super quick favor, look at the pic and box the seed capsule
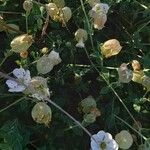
[59,7,72,25]
[10,34,33,53]
[75,29,88,48]
[31,102,52,126]
[115,130,133,149]
[46,3,59,21]
[100,39,122,58]
[132,60,141,71]
[23,0,33,12]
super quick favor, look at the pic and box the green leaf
[0,120,23,150]
[0,143,12,150]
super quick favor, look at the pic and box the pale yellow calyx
[10,34,33,53]
[100,39,122,58]
[115,130,133,149]
[46,3,59,21]
[41,47,49,54]
[132,70,144,84]
[93,13,107,30]
[60,6,72,25]
[31,102,52,126]
[23,0,33,12]
[75,29,88,48]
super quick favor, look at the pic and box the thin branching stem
[45,98,99,143]
[115,115,147,141]
[0,96,26,113]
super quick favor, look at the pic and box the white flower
[91,130,118,150]
[6,68,31,92]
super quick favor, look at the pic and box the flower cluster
[117,60,150,90]
[46,0,72,26]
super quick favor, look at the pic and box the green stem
[79,0,94,50]
[25,12,29,34]
[115,115,147,141]
[0,97,25,113]
[45,98,98,143]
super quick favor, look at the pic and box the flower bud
[10,34,33,53]
[20,50,28,58]
[41,47,49,54]
[31,102,52,126]
[132,60,141,71]
[115,130,133,150]
[83,113,96,123]
[23,0,33,12]
[100,39,122,58]
[79,96,97,114]
[75,29,88,48]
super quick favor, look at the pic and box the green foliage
[0,0,150,149]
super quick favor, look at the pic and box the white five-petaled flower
[6,68,31,92]
[91,130,118,150]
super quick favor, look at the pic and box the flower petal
[6,80,18,88]
[24,70,31,85]
[91,136,100,150]
[13,68,26,79]
[97,130,106,141]
[106,139,118,150]
[9,85,26,92]
[104,132,113,142]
